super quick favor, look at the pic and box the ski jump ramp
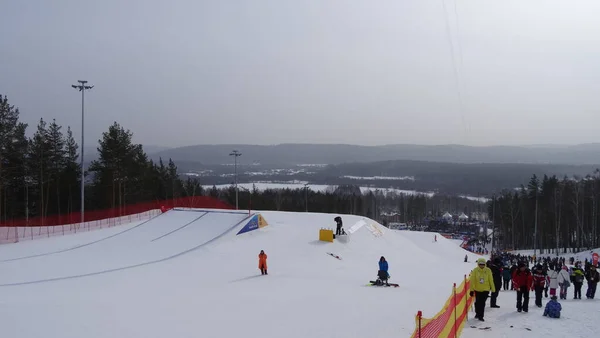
[0,208,265,286]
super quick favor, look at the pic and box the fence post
[453,283,457,338]
[464,274,469,319]
[417,310,422,338]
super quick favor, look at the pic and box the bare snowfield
[0,208,595,337]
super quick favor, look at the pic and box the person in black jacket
[334,216,344,235]
[585,265,599,299]
[488,258,502,308]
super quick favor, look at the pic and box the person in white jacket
[557,265,571,300]
[547,265,560,297]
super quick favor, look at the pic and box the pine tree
[62,126,80,214]
[46,119,66,216]
[88,122,162,210]
[89,122,143,209]
[0,95,28,221]
[28,118,52,220]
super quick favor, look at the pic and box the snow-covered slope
[0,209,481,337]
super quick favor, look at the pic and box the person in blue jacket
[377,256,389,284]
[543,296,562,318]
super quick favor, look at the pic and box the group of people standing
[469,254,600,321]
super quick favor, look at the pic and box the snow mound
[0,209,478,338]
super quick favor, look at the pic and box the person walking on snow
[571,263,585,299]
[547,265,559,298]
[585,265,599,299]
[557,265,571,300]
[469,258,495,322]
[258,250,268,275]
[487,258,502,308]
[532,264,546,308]
[502,264,512,290]
[512,262,533,313]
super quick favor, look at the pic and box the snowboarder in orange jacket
[259,250,268,275]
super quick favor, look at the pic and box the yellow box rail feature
[319,228,334,242]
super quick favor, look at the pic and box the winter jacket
[543,299,562,319]
[489,264,502,289]
[585,270,600,285]
[258,253,267,269]
[502,267,512,280]
[379,260,388,272]
[571,268,585,283]
[512,269,533,290]
[470,266,496,293]
[533,272,546,289]
[557,269,570,287]
[547,270,559,289]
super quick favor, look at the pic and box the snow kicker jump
[0,209,264,286]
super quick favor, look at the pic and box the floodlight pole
[304,183,309,212]
[229,150,242,209]
[72,80,93,229]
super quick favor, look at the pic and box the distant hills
[148,143,600,166]
[320,160,599,196]
[83,145,170,162]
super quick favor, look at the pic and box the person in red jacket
[512,262,533,313]
[258,250,268,275]
[532,264,546,307]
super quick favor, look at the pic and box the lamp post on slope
[304,183,309,212]
[71,80,93,228]
[229,150,242,209]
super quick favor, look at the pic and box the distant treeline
[177,159,599,197]
[489,173,600,254]
[206,184,485,223]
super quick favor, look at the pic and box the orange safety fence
[0,196,233,244]
[411,274,474,338]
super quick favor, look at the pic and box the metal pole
[491,195,495,253]
[235,155,238,209]
[534,189,538,257]
[229,150,241,210]
[72,80,93,229]
[81,85,85,229]
[304,183,309,212]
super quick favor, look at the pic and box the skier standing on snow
[469,258,495,322]
[557,265,571,300]
[512,262,533,313]
[258,250,268,275]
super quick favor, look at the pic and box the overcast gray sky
[2,0,600,148]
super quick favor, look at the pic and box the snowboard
[327,252,342,260]
[368,281,399,287]
[469,326,491,330]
